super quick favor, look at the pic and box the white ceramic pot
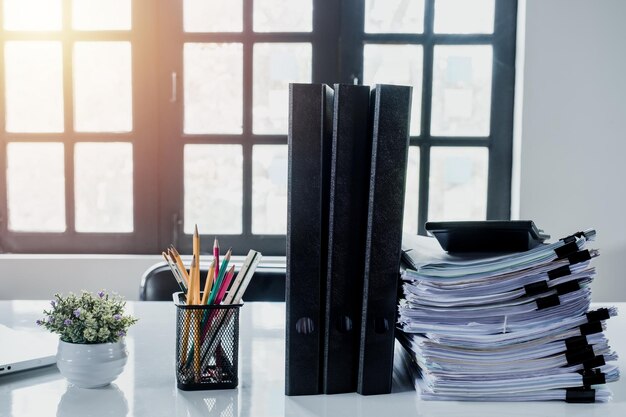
[56,339,128,389]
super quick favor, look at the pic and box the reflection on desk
[1,301,625,417]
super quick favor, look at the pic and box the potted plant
[37,290,138,389]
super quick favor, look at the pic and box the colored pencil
[215,265,236,305]
[200,260,216,305]
[213,238,220,282]
[208,248,231,305]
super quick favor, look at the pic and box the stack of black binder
[397,229,620,403]
[285,83,412,396]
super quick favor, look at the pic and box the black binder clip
[566,345,595,366]
[568,250,591,265]
[586,308,611,322]
[561,231,587,244]
[579,321,603,336]
[564,335,588,351]
[524,281,549,296]
[580,369,606,387]
[536,294,559,310]
[566,387,596,403]
[555,241,579,259]
[547,265,571,280]
[583,355,606,370]
[555,280,581,296]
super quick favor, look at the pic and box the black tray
[425,220,550,253]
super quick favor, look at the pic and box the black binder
[357,84,412,395]
[285,83,334,396]
[322,84,372,394]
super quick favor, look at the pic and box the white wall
[517,0,626,301]
[0,255,162,301]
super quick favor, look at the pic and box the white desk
[1,301,625,417]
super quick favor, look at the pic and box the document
[397,230,619,403]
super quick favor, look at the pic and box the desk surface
[1,301,625,417]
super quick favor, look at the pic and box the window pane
[72,0,132,31]
[184,145,242,234]
[253,43,312,134]
[254,0,312,32]
[252,145,287,234]
[431,45,492,137]
[363,44,423,136]
[6,143,65,232]
[428,147,488,221]
[75,143,133,233]
[403,147,420,234]
[3,0,61,31]
[184,0,242,32]
[74,42,133,132]
[184,43,243,134]
[434,0,495,34]
[364,0,425,34]
[4,42,64,133]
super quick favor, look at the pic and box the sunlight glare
[3,0,62,31]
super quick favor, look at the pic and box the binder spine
[285,83,334,395]
[323,84,372,394]
[358,84,412,395]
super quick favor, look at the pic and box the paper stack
[397,230,619,403]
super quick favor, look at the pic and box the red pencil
[215,265,235,305]
[213,237,220,283]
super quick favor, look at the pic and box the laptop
[0,324,57,376]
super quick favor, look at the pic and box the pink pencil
[214,265,235,305]
[213,238,220,283]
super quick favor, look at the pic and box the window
[158,0,334,255]
[356,0,517,235]
[0,0,159,253]
[0,0,516,254]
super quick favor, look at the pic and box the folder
[322,84,372,394]
[285,83,334,396]
[357,84,412,395]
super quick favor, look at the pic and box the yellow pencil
[201,260,216,305]
[193,308,201,381]
[190,251,201,380]
[195,258,201,305]
[179,309,190,368]
[180,256,194,368]
[187,255,196,304]
[193,224,200,259]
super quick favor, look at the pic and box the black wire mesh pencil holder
[173,292,242,390]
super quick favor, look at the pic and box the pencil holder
[173,292,242,390]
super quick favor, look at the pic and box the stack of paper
[397,230,619,403]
